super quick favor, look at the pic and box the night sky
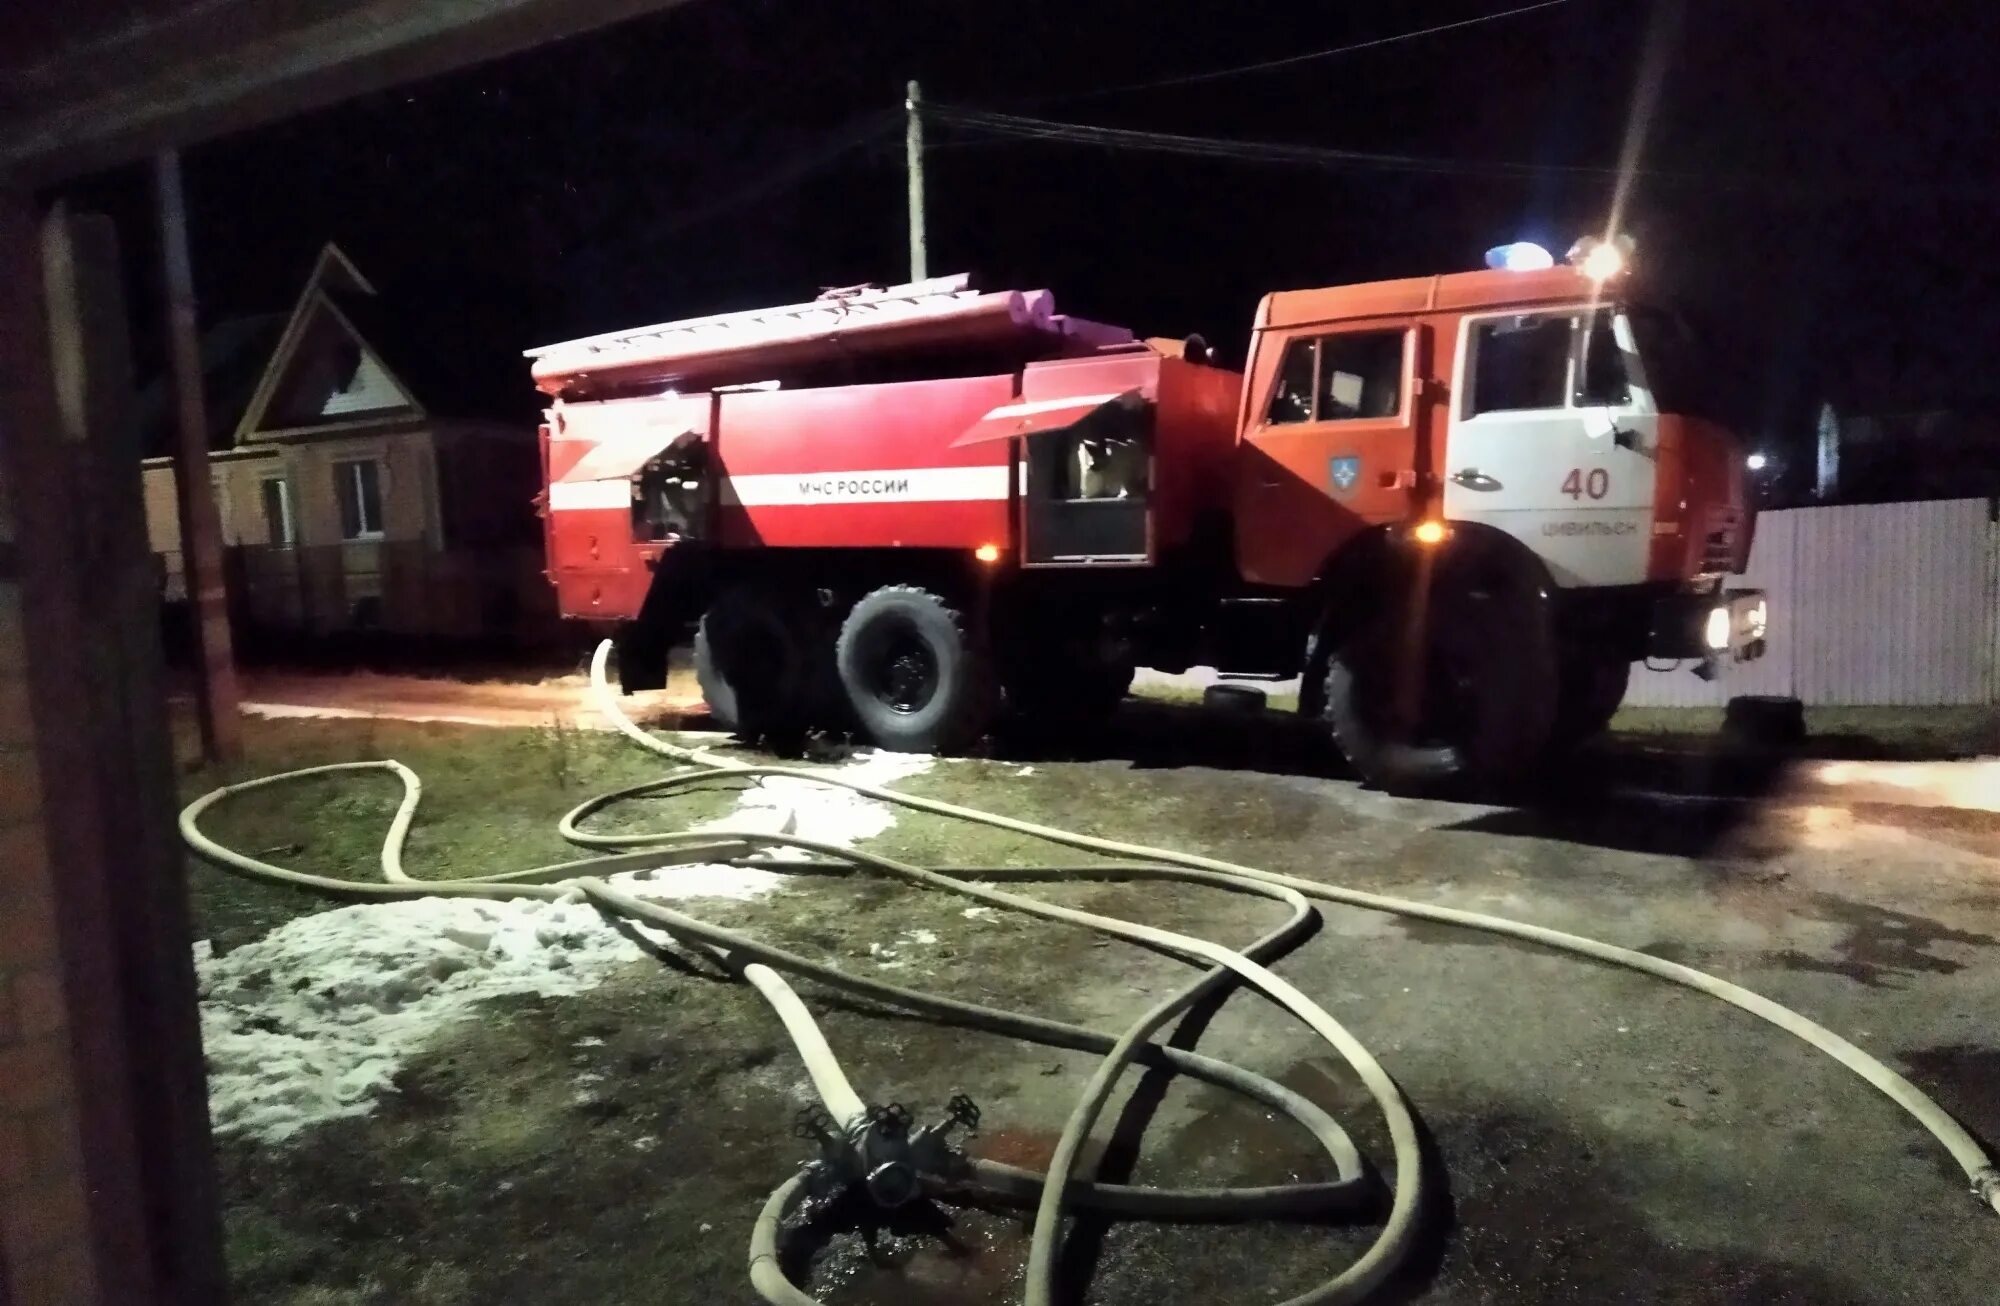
[73,0,2000,469]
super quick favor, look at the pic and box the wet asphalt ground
[800,709,2000,1304]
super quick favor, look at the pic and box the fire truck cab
[529,253,1764,794]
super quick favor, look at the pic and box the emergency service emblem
[1329,456,1361,495]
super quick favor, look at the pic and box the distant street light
[1746,452,1769,471]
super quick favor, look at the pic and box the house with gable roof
[140,243,550,640]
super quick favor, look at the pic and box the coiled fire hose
[177,641,2000,1306]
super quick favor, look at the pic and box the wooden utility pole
[153,149,242,760]
[905,79,928,282]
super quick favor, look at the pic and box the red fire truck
[529,249,1766,792]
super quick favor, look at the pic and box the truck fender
[1297,523,1557,720]
[617,548,717,692]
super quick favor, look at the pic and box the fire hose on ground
[177,641,2000,1305]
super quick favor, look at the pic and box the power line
[646,113,896,239]
[566,114,897,268]
[1034,0,1578,102]
[931,103,1757,189]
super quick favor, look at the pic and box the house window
[209,471,235,544]
[1266,330,1407,424]
[1468,313,1575,415]
[334,459,384,540]
[260,477,296,547]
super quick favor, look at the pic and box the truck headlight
[1747,599,1768,640]
[1704,605,1732,651]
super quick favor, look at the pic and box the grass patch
[868,755,1365,887]
[180,715,745,952]
[1610,704,2000,759]
[208,859,1166,1305]
[193,728,1363,1304]
[214,980,796,1306]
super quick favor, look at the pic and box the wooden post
[153,149,242,760]
[0,190,227,1306]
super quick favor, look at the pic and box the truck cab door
[1441,307,1658,587]
[1234,321,1429,587]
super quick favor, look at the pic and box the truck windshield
[1626,304,1717,421]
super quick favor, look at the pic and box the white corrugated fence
[1624,498,2000,707]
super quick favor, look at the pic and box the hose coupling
[795,1095,981,1212]
[1973,1166,2000,1214]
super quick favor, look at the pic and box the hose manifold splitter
[1973,1165,2000,1213]
[794,1094,980,1210]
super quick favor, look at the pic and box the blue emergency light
[1484,242,1555,272]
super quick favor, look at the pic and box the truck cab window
[1469,314,1571,415]
[1576,310,1630,407]
[1316,330,1405,420]
[1074,435,1145,500]
[1266,339,1315,425]
[636,443,708,542]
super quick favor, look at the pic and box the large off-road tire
[694,587,816,740]
[1723,694,1806,748]
[1204,683,1268,713]
[1321,560,1556,797]
[835,585,995,753]
[1549,652,1631,749]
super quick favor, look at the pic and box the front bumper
[1648,588,1768,669]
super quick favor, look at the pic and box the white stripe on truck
[548,479,633,510]
[981,392,1123,420]
[720,465,1009,507]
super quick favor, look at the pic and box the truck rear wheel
[694,588,816,741]
[835,585,994,753]
[1321,565,1556,796]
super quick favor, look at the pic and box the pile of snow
[865,927,941,971]
[198,749,931,1143]
[699,749,934,852]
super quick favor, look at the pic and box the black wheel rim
[865,625,940,715]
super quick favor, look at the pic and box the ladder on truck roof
[525,274,1137,398]
[525,274,1012,361]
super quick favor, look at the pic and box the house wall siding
[140,454,281,598]
[282,426,438,546]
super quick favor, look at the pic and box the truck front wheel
[1321,566,1556,796]
[1550,652,1630,749]
[835,585,994,753]
[612,623,668,694]
[694,587,816,741]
